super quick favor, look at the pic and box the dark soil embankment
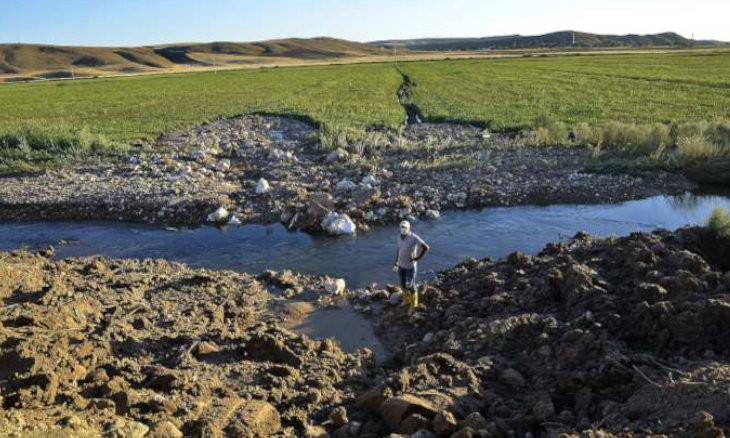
[354,226,730,437]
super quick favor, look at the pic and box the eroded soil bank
[0,115,694,233]
[1,224,729,437]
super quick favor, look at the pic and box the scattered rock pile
[0,115,694,234]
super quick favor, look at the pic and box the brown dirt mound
[363,227,730,437]
[0,251,376,437]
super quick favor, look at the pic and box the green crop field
[0,63,404,142]
[403,51,730,131]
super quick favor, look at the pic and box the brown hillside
[0,37,388,81]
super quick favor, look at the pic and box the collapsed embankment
[0,115,695,233]
[1,224,729,437]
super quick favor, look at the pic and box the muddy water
[2,191,730,353]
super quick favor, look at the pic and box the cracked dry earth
[0,115,694,232]
[1,225,730,437]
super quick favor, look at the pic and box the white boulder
[321,212,357,236]
[324,278,346,295]
[228,215,242,226]
[256,178,271,194]
[207,207,228,223]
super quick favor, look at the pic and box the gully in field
[393,220,430,307]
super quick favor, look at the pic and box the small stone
[459,412,487,431]
[362,175,379,186]
[336,179,357,191]
[326,148,349,163]
[389,291,403,305]
[207,206,229,223]
[105,418,149,438]
[256,178,271,194]
[215,159,231,171]
[305,425,330,438]
[399,413,430,434]
[432,411,458,436]
[329,406,349,428]
[500,368,526,388]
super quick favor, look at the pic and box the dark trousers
[398,267,417,291]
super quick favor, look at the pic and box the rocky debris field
[0,115,694,234]
[1,224,729,437]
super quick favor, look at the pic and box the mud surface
[0,115,695,233]
[1,225,729,437]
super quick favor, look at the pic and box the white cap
[399,220,411,232]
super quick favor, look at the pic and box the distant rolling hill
[371,31,728,51]
[0,37,388,81]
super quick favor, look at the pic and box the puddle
[282,301,388,362]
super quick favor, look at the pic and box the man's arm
[394,249,400,267]
[413,242,430,262]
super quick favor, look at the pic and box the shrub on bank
[708,208,730,239]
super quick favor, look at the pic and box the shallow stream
[2,190,730,355]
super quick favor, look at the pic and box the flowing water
[2,191,730,355]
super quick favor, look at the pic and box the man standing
[393,220,430,307]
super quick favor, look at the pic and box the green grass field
[1,50,730,174]
[0,63,403,141]
[403,52,730,131]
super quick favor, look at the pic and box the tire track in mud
[396,69,424,126]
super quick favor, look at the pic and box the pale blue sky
[1,0,728,46]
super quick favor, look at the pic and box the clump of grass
[707,208,730,239]
[0,122,126,175]
[676,135,726,160]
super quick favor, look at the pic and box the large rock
[207,207,229,223]
[227,400,281,437]
[322,212,357,236]
[325,278,347,296]
[379,394,439,431]
[298,192,335,231]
